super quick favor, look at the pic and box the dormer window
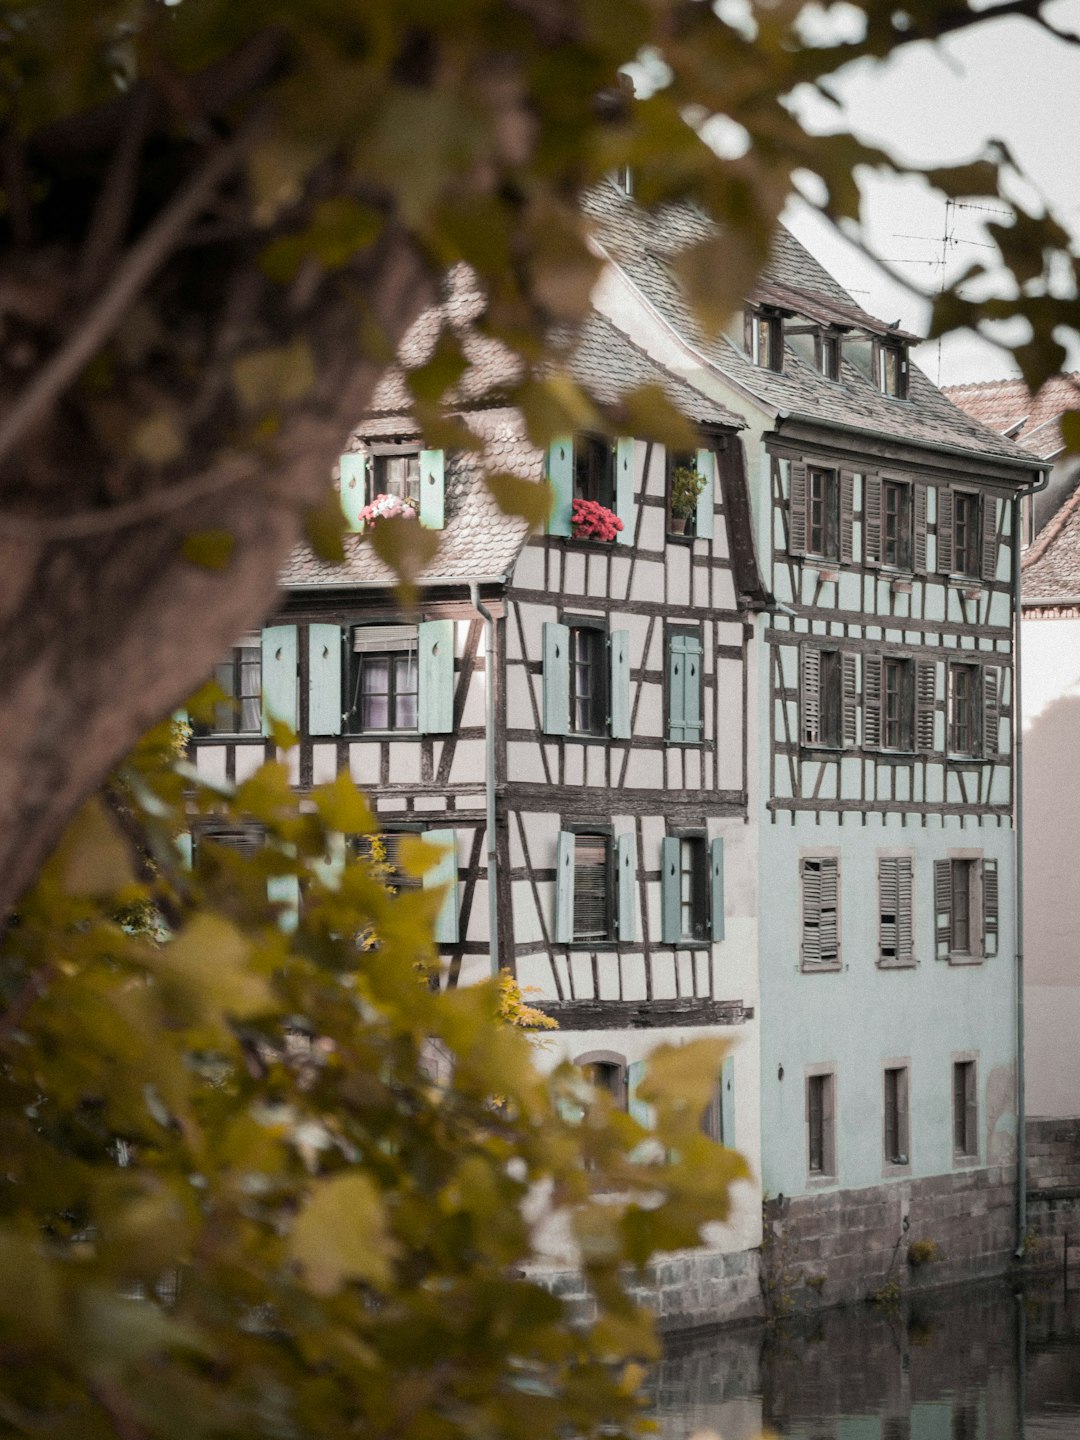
[745,310,783,372]
[818,332,841,381]
[877,340,908,399]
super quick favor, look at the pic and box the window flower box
[358,492,419,528]
[571,498,623,543]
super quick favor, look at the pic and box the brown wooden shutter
[915,660,936,752]
[982,858,998,958]
[879,857,898,962]
[937,488,954,574]
[801,859,821,966]
[789,461,808,556]
[863,653,883,749]
[840,470,855,563]
[801,646,821,747]
[934,859,952,960]
[982,666,1000,758]
[913,482,928,574]
[897,855,914,965]
[864,473,882,567]
[819,858,839,964]
[841,653,859,747]
[981,495,998,582]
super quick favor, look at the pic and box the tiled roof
[944,374,1080,460]
[1022,481,1080,601]
[584,181,1037,467]
[284,309,738,590]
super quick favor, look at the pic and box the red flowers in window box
[571,498,623,543]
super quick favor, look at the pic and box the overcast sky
[782,0,1080,387]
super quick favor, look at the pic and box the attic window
[877,340,909,399]
[745,310,783,372]
[818,333,841,381]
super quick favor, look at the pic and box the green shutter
[418,620,454,734]
[668,633,685,742]
[547,435,573,536]
[710,837,726,942]
[661,836,681,944]
[419,448,445,529]
[695,447,715,541]
[176,832,193,870]
[261,624,298,735]
[267,873,300,933]
[610,629,631,739]
[627,1059,652,1128]
[615,437,635,546]
[683,633,702,743]
[313,832,346,891]
[720,1055,735,1148]
[308,623,343,736]
[554,830,575,943]
[543,622,570,736]
[616,832,637,942]
[339,453,368,532]
[424,829,459,944]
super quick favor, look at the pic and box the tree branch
[75,85,154,300]
[0,108,269,467]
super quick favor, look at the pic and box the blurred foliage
[0,720,747,1438]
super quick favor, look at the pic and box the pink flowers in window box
[571,498,623,543]
[358,492,419,526]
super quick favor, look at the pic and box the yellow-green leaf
[58,797,135,897]
[182,530,236,571]
[288,1173,396,1295]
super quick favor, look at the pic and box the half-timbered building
[587,180,1044,1305]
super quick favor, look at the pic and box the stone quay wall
[1025,1117,1080,1277]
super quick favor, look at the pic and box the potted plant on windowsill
[571,498,623,543]
[669,462,706,535]
[358,492,419,528]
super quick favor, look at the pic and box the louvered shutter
[981,496,998,582]
[424,829,459,944]
[982,666,1000,758]
[615,437,635,546]
[913,483,928,573]
[839,469,855,563]
[419,448,445,530]
[801,646,821,746]
[661,836,681,944]
[937,489,954,573]
[267,873,300,933]
[819,858,839,963]
[339,452,368,532]
[789,461,808,555]
[864,474,882,566]
[982,858,998,958]
[695,446,715,541]
[801,860,821,966]
[261,624,298,735]
[720,1055,735,1148]
[841,653,859,748]
[308,623,343,736]
[915,660,936,752]
[934,860,952,960]
[863,653,883,749]
[879,857,898,963]
[710,838,726,942]
[627,1060,652,1128]
[572,835,610,942]
[610,630,631,739]
[616,832,638,942]
[543,622,570,736]
[547,436,573,536]
[418,620,454,734]
[554,831,575,943]
[897,856,914,965]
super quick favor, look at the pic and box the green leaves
[288,1173,396,1294]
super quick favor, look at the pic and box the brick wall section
[761,1167,1017,1315]
[1027,1117,1080,1192]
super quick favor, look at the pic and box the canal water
[653,1280,1080,1439]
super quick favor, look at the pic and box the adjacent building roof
[1022,482,1080,602]
[585,181,1037,467]
[944,373,1080,461]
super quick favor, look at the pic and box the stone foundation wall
[1024,1117,1080,1278]
[1027,1116,1080,1192]
[761,1166,1018,1315]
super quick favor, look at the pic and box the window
[676,837,708,941]
[882,657,914,751]
[934,856,998,962]
[667,627,703,743]
[347,626,418,733]
[573,434,615,509]
[787,461,853,561]
[546,434,634,541]
[953,489,981,577]
[571,833,612,943]
[808,467,840,559]
[952,1059,978,1159]
[877,340,908,398]
[668,450,702,537]
[373,452,420,507]
[745,310,783,371]
[878,855,914,966]
[700,1056,735,1144]
[338,447,445,531]
[800,856,840,969]
[555,830,637,946]
[882,479,913,569]
[661,834,725,945]
[807,1071,836,1177]
[801,647,856,749]
[353,828,459,942]
[579,1053,627,1109]
[202,641,261,735]
[542,620,630,740]
[948,662,979,756]
[818,332,841,380]
[883,1066,910,1166]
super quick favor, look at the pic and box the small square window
[372,452,421,508]
[818,333,841,380]
[347,626,418,734]
[877,341,908,398]
[745,310,783,371]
